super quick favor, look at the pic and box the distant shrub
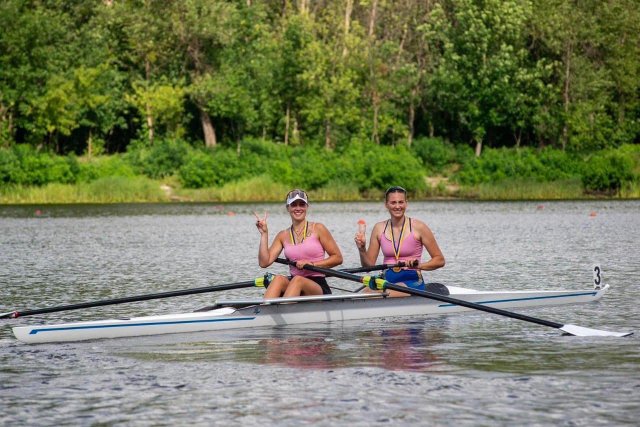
[455,147,580,185]
[537,148,582,180]
[581,151,635,193]
[454,144,475,165]
[0,145,77,186]
[178,147,248,188]
[282,147,341,190]
[77,155,136,182]
[0,147,20,184]
[343,142,426,192]
[126,138,192,179]
[411,137,456,173]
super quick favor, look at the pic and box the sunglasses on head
[286,189,309,206]
[385,186,407,197]
[287,189,307,199]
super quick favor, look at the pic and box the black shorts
[307,276,332,295]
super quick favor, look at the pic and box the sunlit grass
[0,177,166,204]
[620,180,640,198]
[175,175,365,202]
[308,180,363,201]
[1,175,636,204]
[175,175,290,202]
[457,179,585,200]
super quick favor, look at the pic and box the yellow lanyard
[289,221,308,245]
[389,217,408,261]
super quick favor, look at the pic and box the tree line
[1,1,639,162]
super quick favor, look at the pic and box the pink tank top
[379,218,423,264]
[283,225,325,277]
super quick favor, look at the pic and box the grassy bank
[0,177,166,204]
[2,175,637,204]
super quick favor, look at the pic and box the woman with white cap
[255,189,343,298]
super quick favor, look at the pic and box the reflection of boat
[255,326,443,371]
[259,335,339,369]
[357,326,444,372]
[12,284,609,344]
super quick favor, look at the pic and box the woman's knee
[265,276,289,297]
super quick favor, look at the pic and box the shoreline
[1,175,638,205]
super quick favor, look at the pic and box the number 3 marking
[593,265,602,289]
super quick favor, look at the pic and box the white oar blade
[560,324,633,338]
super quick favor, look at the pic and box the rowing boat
[12,284,609,344]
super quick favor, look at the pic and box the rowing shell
[11,284,609,344]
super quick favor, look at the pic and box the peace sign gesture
[254,211,268,235]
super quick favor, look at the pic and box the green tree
[0,1,77,149]
[167,0,237,147]
[426,0,539,156]
[297,5,361,149]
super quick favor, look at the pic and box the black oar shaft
[275,258,564,329]
[1,280,258,319]
[340,263,404,273]
[1,262,398,320]
[383,283,563,329]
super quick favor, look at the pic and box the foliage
[343,142,427,193]
[581,150,636,193]
[126,138,192,179]
[1,1,639,156]
[1,0,639,202]
[76,155,136,183]
[178,147,248,189]
[455,147,582,185]
[411,137,457,173]
[0,145,77,186]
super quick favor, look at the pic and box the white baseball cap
[286,189,308,206]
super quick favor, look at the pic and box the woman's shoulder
[310,221,328,234]
[409,217,433,233]
[372,219,388,229]
[275,228,289,240]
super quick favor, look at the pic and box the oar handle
[277,258,408,275]
[340,262,409,273]
[275,258,370,283]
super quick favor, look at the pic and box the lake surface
[1,200,639,426]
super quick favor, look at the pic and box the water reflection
[358,326,442,371]
[119,322,446,372]
[257,334,339,369]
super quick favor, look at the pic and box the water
[1,201,639,426]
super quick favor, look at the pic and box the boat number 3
[592,264,603,290]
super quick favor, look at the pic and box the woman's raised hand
[254,211,268,234]
[354,232,366,250]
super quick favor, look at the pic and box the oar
[0,262,400,319]
[339,262,409,292]
[340,262,408,274]
[0,275,272,319]
[275,258,633,338]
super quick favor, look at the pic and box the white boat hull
[12,285,609,344]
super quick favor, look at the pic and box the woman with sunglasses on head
[255,189,343,298]
[354,186,445,297]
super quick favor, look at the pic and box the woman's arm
[255,212,284,268]
[413,220,445,271]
